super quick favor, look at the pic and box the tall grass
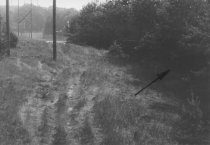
[1,38,207,145]
[0,82,31,145]
[64,46,180,145]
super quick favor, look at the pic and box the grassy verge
[62,44,181,145]
[0,38,72,144]
[0,38,208,145]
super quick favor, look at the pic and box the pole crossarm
[18,10,32,24]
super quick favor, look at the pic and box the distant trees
[11,4,47,32]
[44,8,78,35]
[1,5,78,35]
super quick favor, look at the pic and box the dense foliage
[0,32,18,57]
[67,0,210,111]
[67,1,210,144]
[68,0,210,48]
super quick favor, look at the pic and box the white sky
[0,0,106,10]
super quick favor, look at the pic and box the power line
[17,0,33,38]
[18,10,31,24]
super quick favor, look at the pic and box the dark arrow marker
[135,69,170,96]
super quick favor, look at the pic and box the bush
[10,32,18,48]
[108,41,124,57]
[0,32,18,57]
[68,0,210,121]
[66,1,210,143]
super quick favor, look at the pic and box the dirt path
[15,40,102,144]
[0,39,187,145]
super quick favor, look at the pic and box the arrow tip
[157,69,170,80]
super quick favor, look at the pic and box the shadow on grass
[149,101,209,145]
[149,102,182,114]
[107,53,210,145]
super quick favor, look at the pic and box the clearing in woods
[0,38,185,145]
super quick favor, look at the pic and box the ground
[0,38,196,145]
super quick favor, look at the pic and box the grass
[0,38,72,144]
[61,44,181,145]
[0,38,208,145]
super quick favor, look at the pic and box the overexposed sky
[0,0,106,10]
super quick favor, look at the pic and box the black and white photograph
[0,0,210,144]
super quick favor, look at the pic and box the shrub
[0,32,18,57]
[10,32,18,48]
[173,95,208,145]
[108,41,124,57]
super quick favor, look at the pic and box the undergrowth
[0,38,208,145]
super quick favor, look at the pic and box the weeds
[73,98,86,111]
[92,96,177,145]
[38,108,53,145]
[0,81,30,145]
[1,38,207,145]
[173,95,208,145]
[52,126,67,145]
[77,118,94,145]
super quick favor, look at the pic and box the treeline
[67,0,210,118]
[67,0,210,73]
[43,7,78,35]
[0,5,78,34]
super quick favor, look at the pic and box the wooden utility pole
[0,15,2,37]
[18,0,19,36]
[0,15,2,50]
[6,0,10,56]
[53,0,57,61]
[30,0,32,38]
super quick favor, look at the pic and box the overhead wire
[17,0,33,38]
